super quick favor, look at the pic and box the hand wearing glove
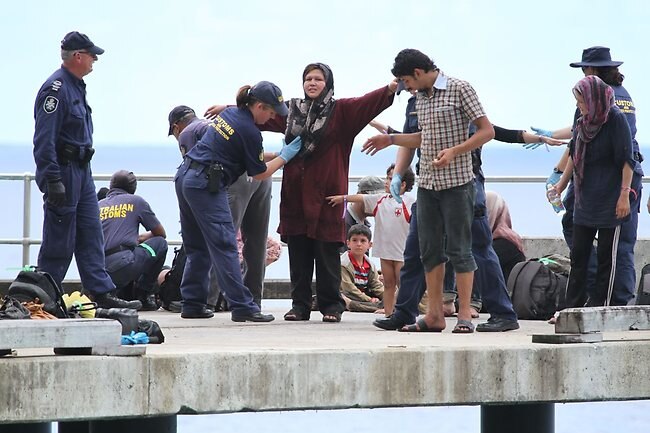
[390,173,403,204]
[278,136,302,163]
[530,126,553,137]
[546,169,562,187]
[523,142,544,150]
[46,180,66,207]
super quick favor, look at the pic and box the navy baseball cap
[569,46,623,68]
[167,105,196,135]
[61,31,104,55]
[250,81,289,116]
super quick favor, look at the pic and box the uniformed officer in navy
[99,170,168,311]
[169,105,275,309]
[175,81,301,320]
[32,31,141,309]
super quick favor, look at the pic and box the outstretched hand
[530,126,553,137]
[326,195,344,207]
[204,105,227,120]
[390,173,403,204]
[362,134,392,156]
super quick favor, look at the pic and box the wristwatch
[553,167,563,174]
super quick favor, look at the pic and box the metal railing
[3,172,647,268]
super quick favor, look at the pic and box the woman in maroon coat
[264,63,396,322]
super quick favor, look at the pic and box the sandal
[284,309,310,321]
[399,318,444,333]
[322,312,341,323]
[452,319,475,334]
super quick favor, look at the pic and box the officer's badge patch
[43,96,59,113]
[51,80,62,92]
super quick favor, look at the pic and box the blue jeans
[392,178,518,323]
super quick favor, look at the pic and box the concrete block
[555,306,650,333]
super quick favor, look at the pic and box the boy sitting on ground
[340,224,384,313]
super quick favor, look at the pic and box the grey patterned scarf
[285,63,336,158]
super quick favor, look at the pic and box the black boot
[139,294,160,312]
[92,291,142,310]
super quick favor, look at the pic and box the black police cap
[61,31,104,55]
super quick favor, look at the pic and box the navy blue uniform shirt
[99,189,161,251]
[186,107,266,187]
[178,118,209,156]
[33,66,93,189]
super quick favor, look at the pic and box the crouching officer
[32,31,141,310]
[99,170,168,311]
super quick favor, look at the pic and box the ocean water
[6,141,650,432]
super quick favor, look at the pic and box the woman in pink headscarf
[552,75,635,308]
[486,191,525,282]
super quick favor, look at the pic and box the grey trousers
[208,173,272,307]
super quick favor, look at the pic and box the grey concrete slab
[555,306,650,334]
[1,301,649,424]
[0,318,121,351]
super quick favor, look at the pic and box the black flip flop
[399,318,444,333]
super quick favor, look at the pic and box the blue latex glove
[546,170,562,187]
[121,331,149,345]
[390,173,403,204]
[522,142,543,150]
[278,136,302,163]
[530,126,553,137]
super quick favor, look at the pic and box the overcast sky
[2,0,649,147]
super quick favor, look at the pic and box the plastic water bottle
[546,184,564,213]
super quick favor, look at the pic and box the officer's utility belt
[634,151,644,163]
[185,157,223,193]
[58,144,95,165]
[105,244,135,256]
[105,243,156,258]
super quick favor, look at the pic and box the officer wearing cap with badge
[175,81,301,320]
[99,170,168,310]
[32,31,141,310]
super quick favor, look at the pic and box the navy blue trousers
[392,178,518,324]
[106,236,168,295]
[38,163,114,294]
[175,164,259,315]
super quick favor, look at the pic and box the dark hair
[235,85,261,109]
[593,66,624,86]
[391,49,438,77]
[387,163,415,192]
[347,224,372,241]
[96,186,109,201]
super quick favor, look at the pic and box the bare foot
[470,307,480,319]
[443,301,456,317]
[375,308,385,315]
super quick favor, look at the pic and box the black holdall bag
[159,245,186,309]
[506,259,568,321]
[635,263,650,305]
[7,267,69,318]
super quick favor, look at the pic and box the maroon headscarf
[572,75,615,194]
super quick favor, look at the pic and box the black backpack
[159,245,186,308]
[7,268,69,318]
[506,259,568,320]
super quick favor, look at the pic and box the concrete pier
[1,301,649,430]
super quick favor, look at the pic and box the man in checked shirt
[363,48,517,334]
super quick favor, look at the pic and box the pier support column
[58,421,91,433]
[0,422,51,433]
[481,403,554,433]
[89,415,177,433]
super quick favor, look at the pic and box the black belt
[186,158,206,170]
[105,245,135,256]
[57,144,95,164]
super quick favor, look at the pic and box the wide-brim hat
[569,46,623,68]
